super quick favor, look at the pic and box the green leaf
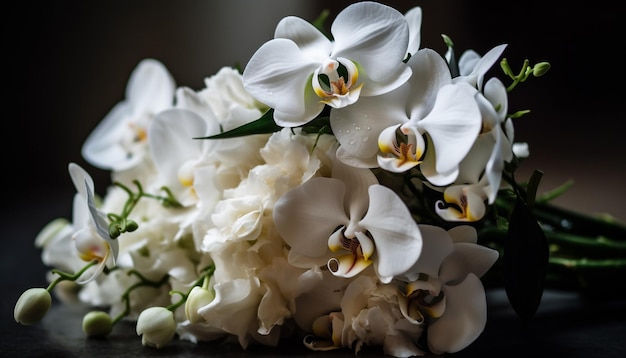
[300,116,332,136]
[193,109,282,140]
[504,194,549,322]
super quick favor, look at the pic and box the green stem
[166,265,215,312]
[46,260,99,291]
[111,270,169,325]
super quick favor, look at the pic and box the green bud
[14,288,52,325]
[500,58,515,77]
[125,220,139,232]
[441,34,454,48]
[82,310,113,337]
[109,223,121,238]
[532,62,551,77]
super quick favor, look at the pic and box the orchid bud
[82,310,113,337]
[14,288,52,325]
[532,62,551,77]
[136,307,176,348]
[184,286,214,324]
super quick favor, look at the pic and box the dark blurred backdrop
[2,0,624,296]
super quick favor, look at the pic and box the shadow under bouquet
[14,1,626,357]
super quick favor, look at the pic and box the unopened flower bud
[532,62,551,77]
[136,307,176,348]
[184,286,214,324]
[14,288,52,325]
[82,310,113,337]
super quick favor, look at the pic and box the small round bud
[82,310,113,337]
[532,62,551,77]
[136,307,176,348]
[125,220,138,232]
[184,286,214,324]
[14,288,52,325]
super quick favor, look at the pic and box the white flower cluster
[18,2,550,357]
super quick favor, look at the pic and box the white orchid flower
[274,160,422,284]
[68,162,118,283]
[434,183,490,222]
[148,108,220,207]
[332,48,481,187]
[403,225,499,354]
[82,59,175,171]
[434,77,516,222]
[242,1,412,127]
[453,44,507,90]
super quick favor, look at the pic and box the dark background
[3,0,624,222]
[2,0,624,356]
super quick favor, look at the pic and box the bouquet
[13,1,626,357]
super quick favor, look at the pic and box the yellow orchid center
[312,57,360,101]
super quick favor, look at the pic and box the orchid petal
[439,243,499,284]
[68,163,118,261]
[328,253,372,278]
[418,135,458,186]
[484,128,508,203]
[456,44,507,89]
[85,182,117,259]
[274,177,349,257]
[427,274,487,354]
[447,225,478,245]
[175,87,217,121]
[406,49,452,119]
[355,231,375,260]
[410,225,454,278]
[359,185,422,283]
[357,65,412,97]
[149,108,219,206]
[275,16,332,61]
[126,58,175,114]
[331,160,378,221]
[416,83,481,176]
[456,134,494,184]
[81,59,174,171]
[483,77,508,120]
[331,2,409,83]
[243,39,321,126]
[457,50,480,77]
[405,6,422,57]
[331,84,408,167]
[81,102,135,170]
